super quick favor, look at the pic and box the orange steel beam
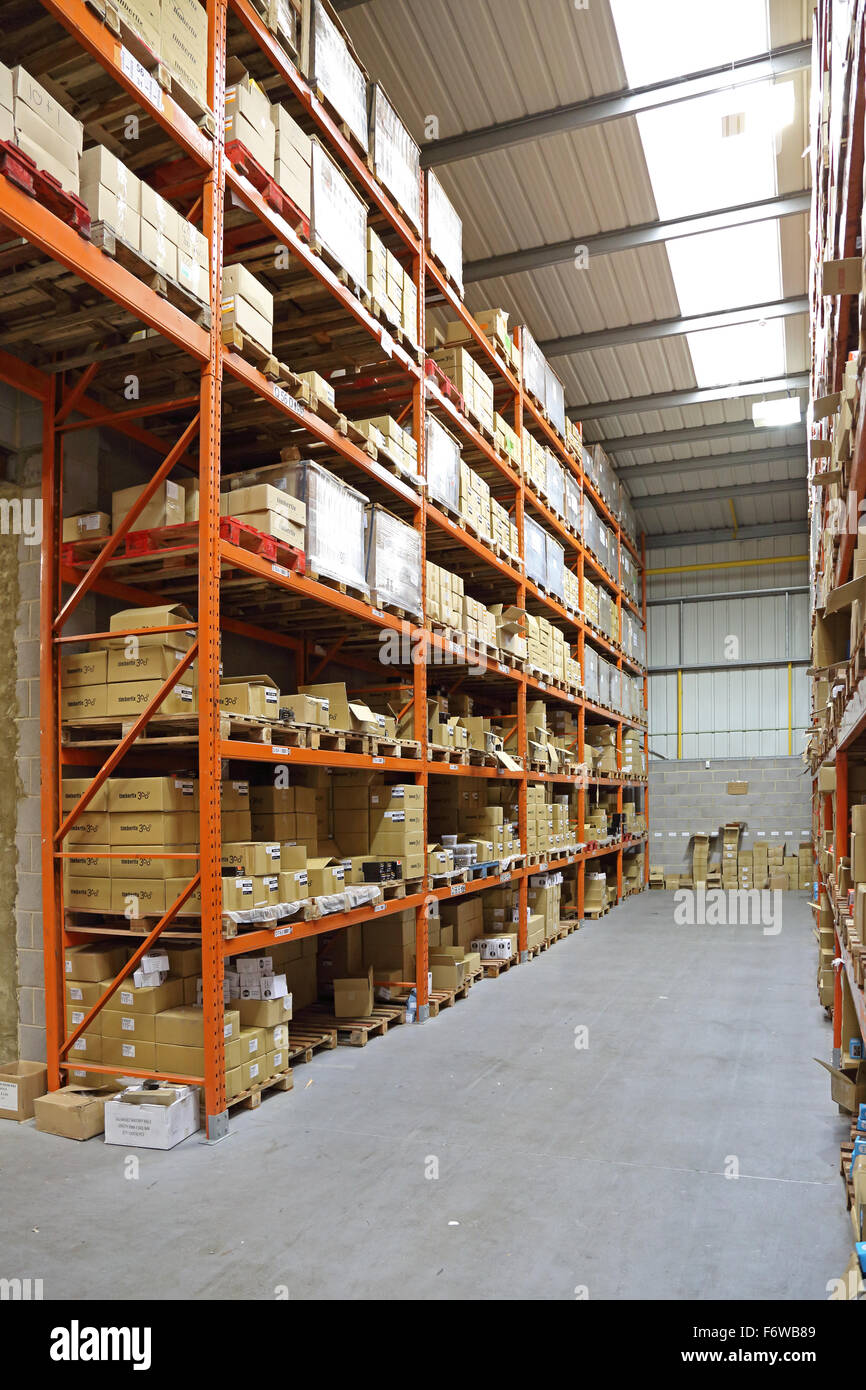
[39,0,213,167]
[0,347,50,400]
[60,873,202,1055]
[307,636,346,683]
[40,375,64,1090]
[55,642,198,839]
[55,362,100,425]
[199,0,228,1132]
[59,395,200,432]
[55,622,196,645]
[55,413,200,628]
[0,173,211,361]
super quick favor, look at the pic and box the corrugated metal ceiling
[340,0,812,537]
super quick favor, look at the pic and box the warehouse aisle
[0,894,851,1301]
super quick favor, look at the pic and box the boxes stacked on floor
[691,833,709,888]
[721,824,740,889]
[10,65,83,194]
[528,872,563,940]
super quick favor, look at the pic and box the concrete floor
[0,891,853,1300]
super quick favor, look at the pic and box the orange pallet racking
[1,0,648,1136]
[808,0,866,1067]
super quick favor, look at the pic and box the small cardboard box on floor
[33,1085,116,1140]
[0,1060,47,1121]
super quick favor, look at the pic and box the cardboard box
[156,1005,239,1047]
[33,1085,114,1140]
[237,995,292,1028]
[59,648,108,690]
[61,684,109,720]
[104,1085,200,1149]
[0,1059,47,1121]
[109,775,198,814]
[333,966,374,1018]
[159,0,208,108]
[62,511,111,543]
[64,944,129,983]
[219,674,280,719]
[103,978,183,1016]
[222,483,305,527]
[12,66,83,152]
[222,263,274,351]
[111,480,185,534]
[105,679,196,719]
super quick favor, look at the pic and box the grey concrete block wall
[648,756,811,872]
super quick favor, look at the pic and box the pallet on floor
[225,1067,294,1112]
[292,1002,407,1046]
[481,954,519,978]
[287,1023,338,1066]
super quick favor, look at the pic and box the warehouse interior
[0,0,863,1320]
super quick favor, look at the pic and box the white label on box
[250,1062,259,1079]
[121,990,134,1006]
[273,1051,283,1068]
[122,1043,136,1058]
[70,986,83,1000]
[122,1017,135,1031]
[0,1080,19,1110]
[249,1038,258,1052]
[121,47,164,110]
[72,1039,86,1052]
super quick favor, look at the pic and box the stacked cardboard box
[490,496,519,558]
[488,605,527,662]
[222,263,274,353]
[220,481,306,548]
[459,459,492,538]
[11,66,83,194]
[354,414,418,478]
[225,61,275,173]
[425,560,464,630]
[80,146,141,247]
[271,102,311,214]
[433,346,495,434]
[493,412,520,465]
[691,833,709,887]
[59,603,196,723]
[442,307,518,370]
[621,728,645,776]
[583,578,599,627]
[563,568,581,614]
[721,824,740,889]
[160,0,208,110]
[328,780,424,883]
[366,227,416,340]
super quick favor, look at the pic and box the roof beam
[633,478,803,510]
[644,521,807,549]
[598,419,807,454]
[619,444,805,483]
[571,373,809,422]
[539,295,808,358]
[463,191,810,284]
[421,42,811,167]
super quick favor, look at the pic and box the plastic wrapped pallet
[281,459,368,594]
[600,521,616,577]
[607,663,622,712]
[311,141,367,290]
[426,169,463,296]
[565,473,582,535]
[544,361,566,438]
[597,655,611,708]
[522,326,546,408]
[545,452,565,517]
[307,0,368,150]
[365,505,422,617]
[545,532,565,601]
[426,414,461,515]
[368,84,420,233]
[584,645,599,704]
[524,515,547,590]
[583,497,601,559]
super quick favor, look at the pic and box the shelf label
[273,385,304,416]
[371,608,384,619]
[380,331,393,358]
[374,903,387,912]
[121,47,164,110]
[273,926,293,938]
[372,756,385,765]
[450,883,465,896]
[540,862,548,871]
[271,746,291,756]
[498,663,508,674]
[500,872,511,883]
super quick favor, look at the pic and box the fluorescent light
[752,398,801,428]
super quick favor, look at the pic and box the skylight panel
[609,0,769,88]
[686,319,786,388]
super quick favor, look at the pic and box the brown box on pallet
[61,685,109,720]
[64,944,130,983]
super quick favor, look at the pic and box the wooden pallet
[287,1023,338,1066]
[584,905,610,919]
[0,140,92,236]
[91,221,210,324]
[60,516,305,574]
[481,954,519,978]
[61,710,275,748]
[305,567,370,603]
[308,232,369,306]
[225,139,311,240]
[227,1067,294,1111]
[293,1002,407,1046]
[222,320,280,377]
